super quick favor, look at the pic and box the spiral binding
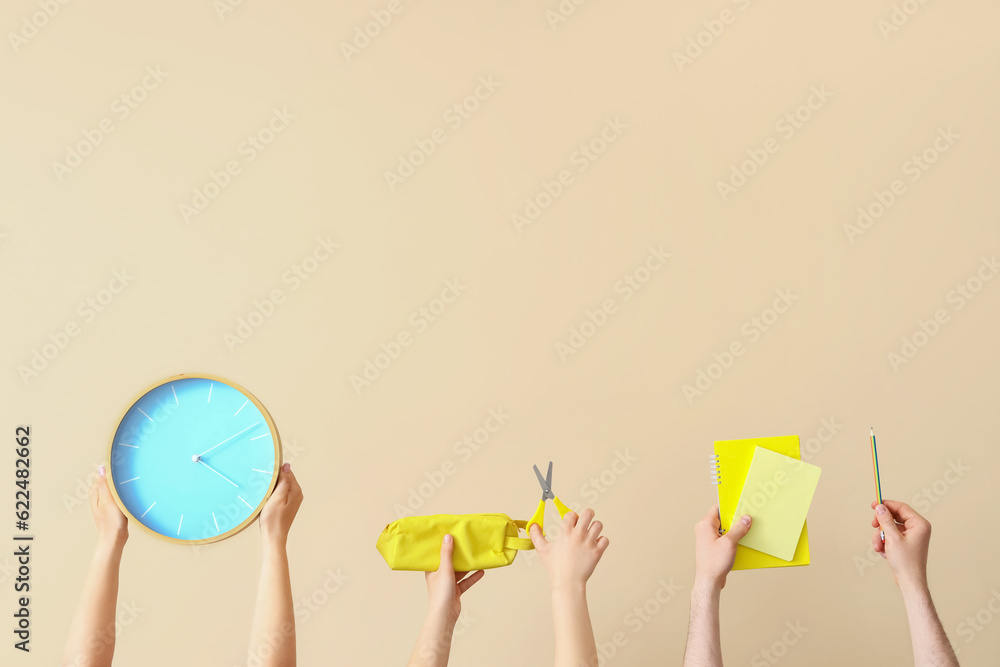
[709,453,721,485]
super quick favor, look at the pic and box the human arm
[682,505,752,667]
[407,534,485,667]
[247,463,304,667]
[61,465,128,667]
[871,500,959,667]
[528,508,610,667]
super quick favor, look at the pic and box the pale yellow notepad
[733,447,822,561]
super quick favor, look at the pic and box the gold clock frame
[106,372,283,545]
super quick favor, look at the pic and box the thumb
[874,505,901,541]
[437,534,454,572]
[528,522,548,550]
[724,514,752,544]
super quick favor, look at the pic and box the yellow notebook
[711,435,811,570]
[734,447,821,561]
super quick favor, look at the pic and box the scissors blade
[533,464,553,500]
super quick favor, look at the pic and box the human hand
[528,508,610,594]
[424,534,485,625]
[91,465,127,550]
[259,463,303,548]
[870,500,931,590]
[693,505,751,593]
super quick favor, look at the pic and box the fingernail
[876,504,887,515]
[741,515,751,526]
[99,465,106,476]
[444,534,452,544]
[282,463,290,472]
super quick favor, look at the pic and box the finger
[874,504,902,541]
[528,522,549,550]
[878,499,923,523]
[703,505,722,529]
[437,534,455,572]
[723,514,752,544]
[596,535,610,555]
[588,520,604,541]
[562,510,580,529]
[90,468,102,507]
[457,570,484,595]
[576,508,595,532]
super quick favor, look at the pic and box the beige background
[2,1,999,665]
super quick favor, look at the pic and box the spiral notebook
[711,435,811,570]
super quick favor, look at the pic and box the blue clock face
[109,376,280,543]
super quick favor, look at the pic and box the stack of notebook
[711,435,822,570]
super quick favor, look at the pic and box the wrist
[426,602,460,627]
[899,575,930,599]
[692,574,724,597]
[95,534,126,558]
[549,579,588,599]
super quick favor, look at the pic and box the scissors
[526,461,572,535]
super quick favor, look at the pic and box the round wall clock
[107,373,282,544]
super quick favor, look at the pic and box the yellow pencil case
[376,513,535,572]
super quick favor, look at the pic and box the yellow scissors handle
[527,499,547,534]
[526,497,572,536]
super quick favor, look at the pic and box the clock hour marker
[234,399,249,416]
[172,385,179,405]
[207,382,213,403]
[119,476,140,484]
[177,515,184,535]
[118,443,138,449]
[251,433,270,441]
[137,408,154,423]
[238,495,253,510]
[140,501,156,518]
[251,468,271,474]
[212,512,219,532]
[198,422,261,457]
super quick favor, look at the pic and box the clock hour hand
[197,422,260,458]
[197,460,239,488]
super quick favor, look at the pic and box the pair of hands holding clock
[91,462,304,550]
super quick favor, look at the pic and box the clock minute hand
[198,460,239,488]
[198,422,260,458]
